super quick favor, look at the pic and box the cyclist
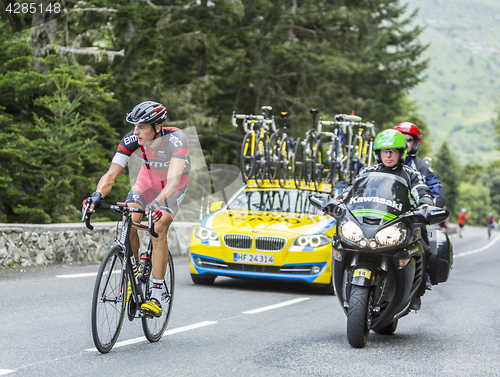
[393,122,446,208]
[487,212,495,239]
[83,100,190,317]
[337,130,434,310]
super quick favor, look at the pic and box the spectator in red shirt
[458,208,471,238]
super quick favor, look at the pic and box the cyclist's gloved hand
[91,192,103,208]
[82,192,102,211]
[147,200,163,220]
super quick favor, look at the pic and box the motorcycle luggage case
[428,227,453,284]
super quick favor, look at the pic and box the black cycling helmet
[125,101,167,126]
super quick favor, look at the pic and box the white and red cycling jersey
[111,127,190,216]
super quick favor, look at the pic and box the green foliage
[456,182,493,226]
[434,141,460,218]
[406,0,500,164]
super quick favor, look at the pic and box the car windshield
[344,172,412,221]
[227,189,323,215]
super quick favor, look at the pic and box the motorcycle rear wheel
[346,285,371,348]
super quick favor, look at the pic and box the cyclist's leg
[143,176,188,316]
[124,188,149,259]
[152,178,188,272]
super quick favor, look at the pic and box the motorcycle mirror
[309,194,344,219]
[425,207,449,225]
[309,194,329,211]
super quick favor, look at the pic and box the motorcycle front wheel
[346,285,371,348]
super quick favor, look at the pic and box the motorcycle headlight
[374,223,407,246]
[293,234,331,248]
[194,226,219,241]
[340,221,363,242]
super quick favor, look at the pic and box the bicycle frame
[83,203,157,309]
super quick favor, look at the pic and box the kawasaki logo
[349,196,403,211]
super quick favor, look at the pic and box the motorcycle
[309,173,453,348]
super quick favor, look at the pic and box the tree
[456,182,492,226]
[434,141,460,219]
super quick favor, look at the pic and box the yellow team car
[189,184,340,294]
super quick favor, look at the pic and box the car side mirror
[209,201,223,212]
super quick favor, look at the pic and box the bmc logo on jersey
[124,135,138,145]
[145,160,171,169]
[169,134,183,147]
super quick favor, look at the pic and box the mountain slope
[406,0,500,164]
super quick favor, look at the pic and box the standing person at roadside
[458,209,471,238]
[83,101,190,317]
[393,122,446,208]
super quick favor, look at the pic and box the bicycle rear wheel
[91,245,126,354]
[293,138,304,189]
[268,133,280,182]
[240,132,256,182]
[254,135,268,187]
[303,135,315,184]
[278,137,293,188]
[142,249,175,342]
[313,139,325,191]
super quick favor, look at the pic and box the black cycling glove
[91,192,103,208]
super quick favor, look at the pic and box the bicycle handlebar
[232,111,276,133]
[81,201,158,237]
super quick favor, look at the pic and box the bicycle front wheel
[91,245,127,354]
[142,249,175,342]
[240,132,256,182]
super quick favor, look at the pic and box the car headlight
[194,226,219,241]
[340,221,363,242]
[293,234,331,248]
[374,223,407,246]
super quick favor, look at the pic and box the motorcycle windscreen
[345,172,412,225]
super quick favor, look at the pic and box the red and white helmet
[394,122,421,154]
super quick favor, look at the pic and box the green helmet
[373,129,407,164]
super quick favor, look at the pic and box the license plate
[353,268,371,279]
[233,252,274,265]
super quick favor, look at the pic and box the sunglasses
[381,149,399,154]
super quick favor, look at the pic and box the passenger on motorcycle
[393,122,446,208]
[338,129,435,310]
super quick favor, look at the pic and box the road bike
[313,115,350,190]
[82,202,174,354]
[233,106,276,186]
[267,112,297,187]
[294,109,320,189]
[345,116,376,182]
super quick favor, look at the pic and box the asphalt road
[0,225,499,377]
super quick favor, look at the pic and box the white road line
[243,297,310,314]
[0,370,15,376]
[454,235,500,258]
[86,321,217,352]
[56,272,97,278]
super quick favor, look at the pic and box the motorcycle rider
[338,129,435,310]
[393,122,446,208]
